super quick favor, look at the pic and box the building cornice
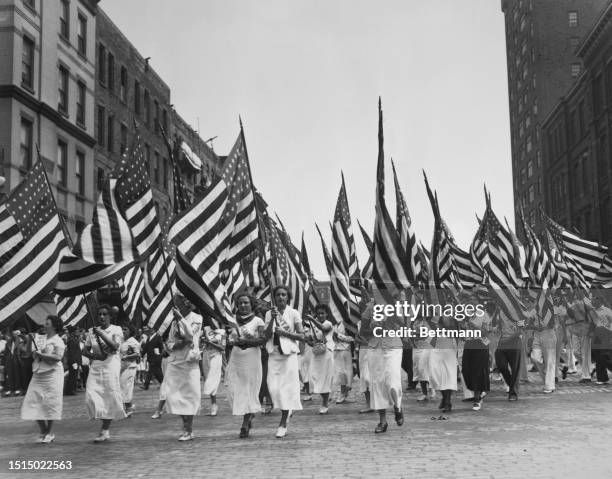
[0,84,96,147]
[577,1,612,58]
[77,0,100,16]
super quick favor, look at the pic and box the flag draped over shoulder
[0,161,67,327]
[372,99,411,300]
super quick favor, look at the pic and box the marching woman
[82,304,126,442]
[226,293,266,438]
[153,294,203,441]
[202,325,227,416]
[21,315,65,443]
[364,288,404,434]
[305,304,335,414]
[412,315,435,402]
[429,314,458,413]
[263,285,306,438]
[119,324,141,417]
[333,320,354,404]
[356,306,374,414]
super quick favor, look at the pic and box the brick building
[501,0,608,232]
[542,2,612,247]
[0,0,99,238]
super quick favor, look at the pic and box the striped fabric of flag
[0,161,68,328]
[392,160,419,284]
[372,100,411,300]
[54,293,89,327]
[143,246,176,335]
[519,210,562,289]
[542,213,607,290]
[119,264,144,320]
[357,219,374,284]
[56,254,134,296]
[169,176,235,328]
[594,255,612,288]
[73,133,160,266]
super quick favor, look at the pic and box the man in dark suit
[64,327,82,395]
[140,326,164,390]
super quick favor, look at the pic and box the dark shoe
[562,366,568,380]
[508,392,518,401]
[461,397,476,402]
[239,427,249,438]
[394,409,404,426]
[139,385,149,390]
[374,422,388,434]
[438,399,445,410]
[442,402,452,413]
[579,378,592,384]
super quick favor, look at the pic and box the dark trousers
[19,357,33,391]
[80,365,89,388]
[593,348,612,382]
[65,367,79,394]
[401,346,414,385]
[4,355,20,392]
[144,361,164,388]
[495,336,522,395]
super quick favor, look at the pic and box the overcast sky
[102,0,512,278]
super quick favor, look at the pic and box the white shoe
[543,389,554,394]
[428,390,437,400]
[416,394,428,402]
[42,433,55,443]
[178,432,194,441]
[302,395,313,401]
[36,434,45,443]
[472,402,482,411]
[319,407,329,414]
[151,411,162,419]
[93,430,110,442]
[209,404,218,416]
[275,426,287,438]
[335,396,346,404]
[126,406,135,417]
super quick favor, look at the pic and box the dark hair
[46,315,63,334]
[314,304,331,316]
[98,303,112,314]
[121,323,136,338]
[235,293,256,311]
[272,285,292,302]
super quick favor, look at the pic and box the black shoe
[442,402,452,413]
[239,427,249,438]
[508,392,518,401]
[579,378,592,384]
[374,422,388,434]
[562,366,568,380]
[394,409,404,426]
[461,397,475,402]
[139,385,149,390]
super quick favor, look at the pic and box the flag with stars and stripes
[594,255,612,288]
[519,209,562,289]
[372,100,412,300]
[392,160,419,284]
[542,212,607,290]
[142,245,175,335]
[301,232,312,278]
[118,264,144,320]
[0,160,68,327]
[55,253,134,296]
[54,293,91,327]
[357,219,374,285]
[72,132,161,266]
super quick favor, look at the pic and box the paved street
[1,373,612,479]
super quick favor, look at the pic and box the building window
[96,104,105,147]
[526,135,532,153]
[107,115,114,152]
[528,184,535,202]
[58,66,69,115]
[20,118,33,170]
[144,90,151,126]
[520,167,526,183]
[520,15,526,31]
[536,149,541,168]
[76,150,85,196]
[120,66,127,103]
[533,98,538,115]
[120,123,127,155]
[569,36,580,51]
[571,63,581,77]
[60,0,70,40]
[57,140,68,188]
[108,52,114,91]
[22,35,35,90]
[154,100,160,133]
[527,160,533,177]
[134,80,141,115]
[568,11,578,27]
[77,13,87,56]
[76,80,86,126]
[97,44,106,85]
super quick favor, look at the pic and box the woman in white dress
[226,293,266,438]
[305,305,335,414]
[333,320,354,404]
[429,315,458,413]
[153,295,203,441]
[413,316,435,402]
[119,324,141,417]
[82,304,125,442]
[202,325,226,416]
[21,316,66,443]
[263,286,306,438]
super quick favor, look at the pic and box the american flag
[73,132,160,265]
[392,160,419,283]
[142,246,175,335]
[519,209,561,289]
[118,264,144,320]
[357,219,374,285]
[55,253,134,296]
[0,161,67,327]
[54,293,90,327]
[223,261,247,304]
[372,99,411,300]
[301,232,312,278]
[169,176,235,328]
[542,213,607,290]
[594,255,612,288]
[217,128,259,272]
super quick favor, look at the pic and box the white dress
[85,325,126,420]
[412,320,433,382]
[429,336,458,391]
[119,337,141,403]
[160,313,203,415]
[309,320,335,394]
[226,316,265,415]
[202,328,226,396]
[21,335,66,420]
[334,322,354,388]
[265,307,303,411]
